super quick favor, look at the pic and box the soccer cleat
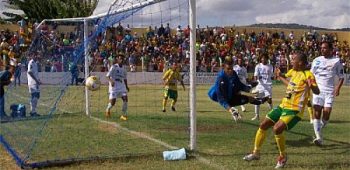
[313,138,323,146]
[120,115,128,121]
[162,109,166,112]
[171,106,176,111]
[30,112,41,117]
[251,114,259,121]
[243,153,260,161]
[105,111,111,118]
[275,155,287,169]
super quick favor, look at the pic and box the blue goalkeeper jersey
[208,69,251,109]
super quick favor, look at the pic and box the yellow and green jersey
[163,69,182,91]
[280,69,317,114]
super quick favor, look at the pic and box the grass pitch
[1,84,349,170]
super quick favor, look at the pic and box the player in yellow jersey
[162,62,185,112]
[287,55,314,124]
[243,51,320,169]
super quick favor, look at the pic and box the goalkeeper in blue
[208,59,267,122]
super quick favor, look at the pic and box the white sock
[106,103,113,112]
[313,119,322,140]
[240,105,245,111]
[255,105,260,116]
[31,97,38,113]
[122,102,128,115]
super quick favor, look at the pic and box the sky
[1,0,350,29]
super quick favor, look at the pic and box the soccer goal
[0,0,197,168]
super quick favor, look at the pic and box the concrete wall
[17,72,350,86]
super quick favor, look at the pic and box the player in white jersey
[310,41,344,146]
[252,53,274,121]
[105,54,130,121]
[233,57,248,112]
[27,52,41,117]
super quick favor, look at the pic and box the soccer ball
[85,76,101,91]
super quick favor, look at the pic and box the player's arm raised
[275,67,289,86]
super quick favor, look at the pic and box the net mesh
[0,0,190,168]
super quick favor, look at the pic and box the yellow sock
[275,133,286,157]
[162,98,167,109]
[253,128,267,154]
[308,107,313,120]
[171,99,177,107]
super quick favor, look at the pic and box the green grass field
[1,84,350,170]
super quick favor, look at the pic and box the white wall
[17,72,350,86]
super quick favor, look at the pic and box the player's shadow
[242,120,350,151]
[285,136,313,147]
[326,120,350,124]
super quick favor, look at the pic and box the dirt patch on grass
[96,123,121,134]
[0,146,21,170]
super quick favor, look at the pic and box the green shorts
[164,89,178,99]
[266,106,301,130]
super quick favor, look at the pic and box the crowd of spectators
[1,19,350,76]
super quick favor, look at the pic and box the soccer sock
[275,133,286,157]
[253,128,266,154]
[122,102,128,116]
[308,107,313,121]
[171,99,177,107]
[162,98,167,110]
[106,103,113,112]
[322,119,328,128]
[255,105,260,116]
[313,119,322,140]
[30,97,38,113]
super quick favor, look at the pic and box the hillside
[248,23,350,32]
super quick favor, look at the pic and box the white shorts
[28,85,40,93]
[254,84,272,98]
[312,92,334,108]
[109,91,127,100]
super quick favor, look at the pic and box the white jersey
[254,63,273,86]
[27,59,39,86]
[311,56,344,93]
[106,64,127,93]
[233,64,247,85]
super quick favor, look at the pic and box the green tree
[2,0,99,21]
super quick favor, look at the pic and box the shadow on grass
[285,136,314,147]
[28,152,163,169]
[241,120,350,149]
[327,120,350,124]
[0,112,83,123]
